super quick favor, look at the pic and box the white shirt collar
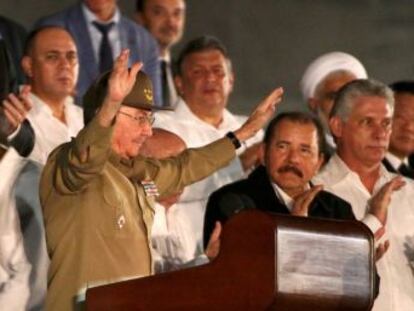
[172,98,240,131]
[160,52,171,63]
[271,181,310,212]
[29,92,75,118]
[315,153,394,190]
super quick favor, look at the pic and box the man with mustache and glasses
[135,0,186,108]
[313,79,414,311]
[204,111,359,247]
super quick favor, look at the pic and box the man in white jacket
[0,26,83,310]
[313,79,414,311]
[153,36,263,264]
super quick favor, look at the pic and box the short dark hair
[136,0,146,12]
[389,80,414,96]
[175,35,230,76]
[264,111,327,156]
[23,26,71,56]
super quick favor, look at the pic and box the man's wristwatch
[225,131,242,149]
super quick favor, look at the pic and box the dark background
[2,0,413,114]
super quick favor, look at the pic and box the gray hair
[330,79,394,121]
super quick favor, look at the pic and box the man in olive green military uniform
[40,49,283,311]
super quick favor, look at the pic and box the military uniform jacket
[40,117,235,311]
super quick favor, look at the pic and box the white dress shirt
[271,182,311,213]
[81,3,122,61]
[27,93,83,164]
[1,93,83,309]
[153,99,263,262]
[313,153,414,311]
[151,203,206,273]
[0,149,31,311]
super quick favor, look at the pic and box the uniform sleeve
[154,137,236,196]
[43,117,113,194]
[114,137,236,198]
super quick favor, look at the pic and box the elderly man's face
[176,49,233,113]
[22,28,79,101]
[332,96,393,168]
[264,119,323,198]
[311,71,356,129]
[138,0,186,51]
[111,106,153,159]
[389,93,414,159]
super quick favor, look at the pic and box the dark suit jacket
[0,15,27,86]
[204,165,356,247]
[35,3,161,106]
[382,157,414,179]
[204,165,380,298]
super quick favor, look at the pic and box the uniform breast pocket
[100,181,134,239]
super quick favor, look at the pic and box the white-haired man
[314,79,414,311]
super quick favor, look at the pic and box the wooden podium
[86,210,375,311]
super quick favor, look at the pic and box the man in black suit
[204,112,357,247]
[383,81,414,179]
[0,20,34,158]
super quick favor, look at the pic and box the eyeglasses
[118,111,155,125]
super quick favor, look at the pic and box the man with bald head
[0,26,83,310]
[140,129,193,272]
[141,129,222,272]
[300,51,367,152]
[20,26,83,164]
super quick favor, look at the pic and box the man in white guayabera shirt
[153,36,263,264]
[0,26,83,310]
[313,79,414,311]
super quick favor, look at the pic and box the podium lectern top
[86,210,375,311]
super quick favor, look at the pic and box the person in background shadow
[0,15,27,86]
[382,81,414,179]
[140,128,221,273]
[135,0,186,108]
[35,0,162,106]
